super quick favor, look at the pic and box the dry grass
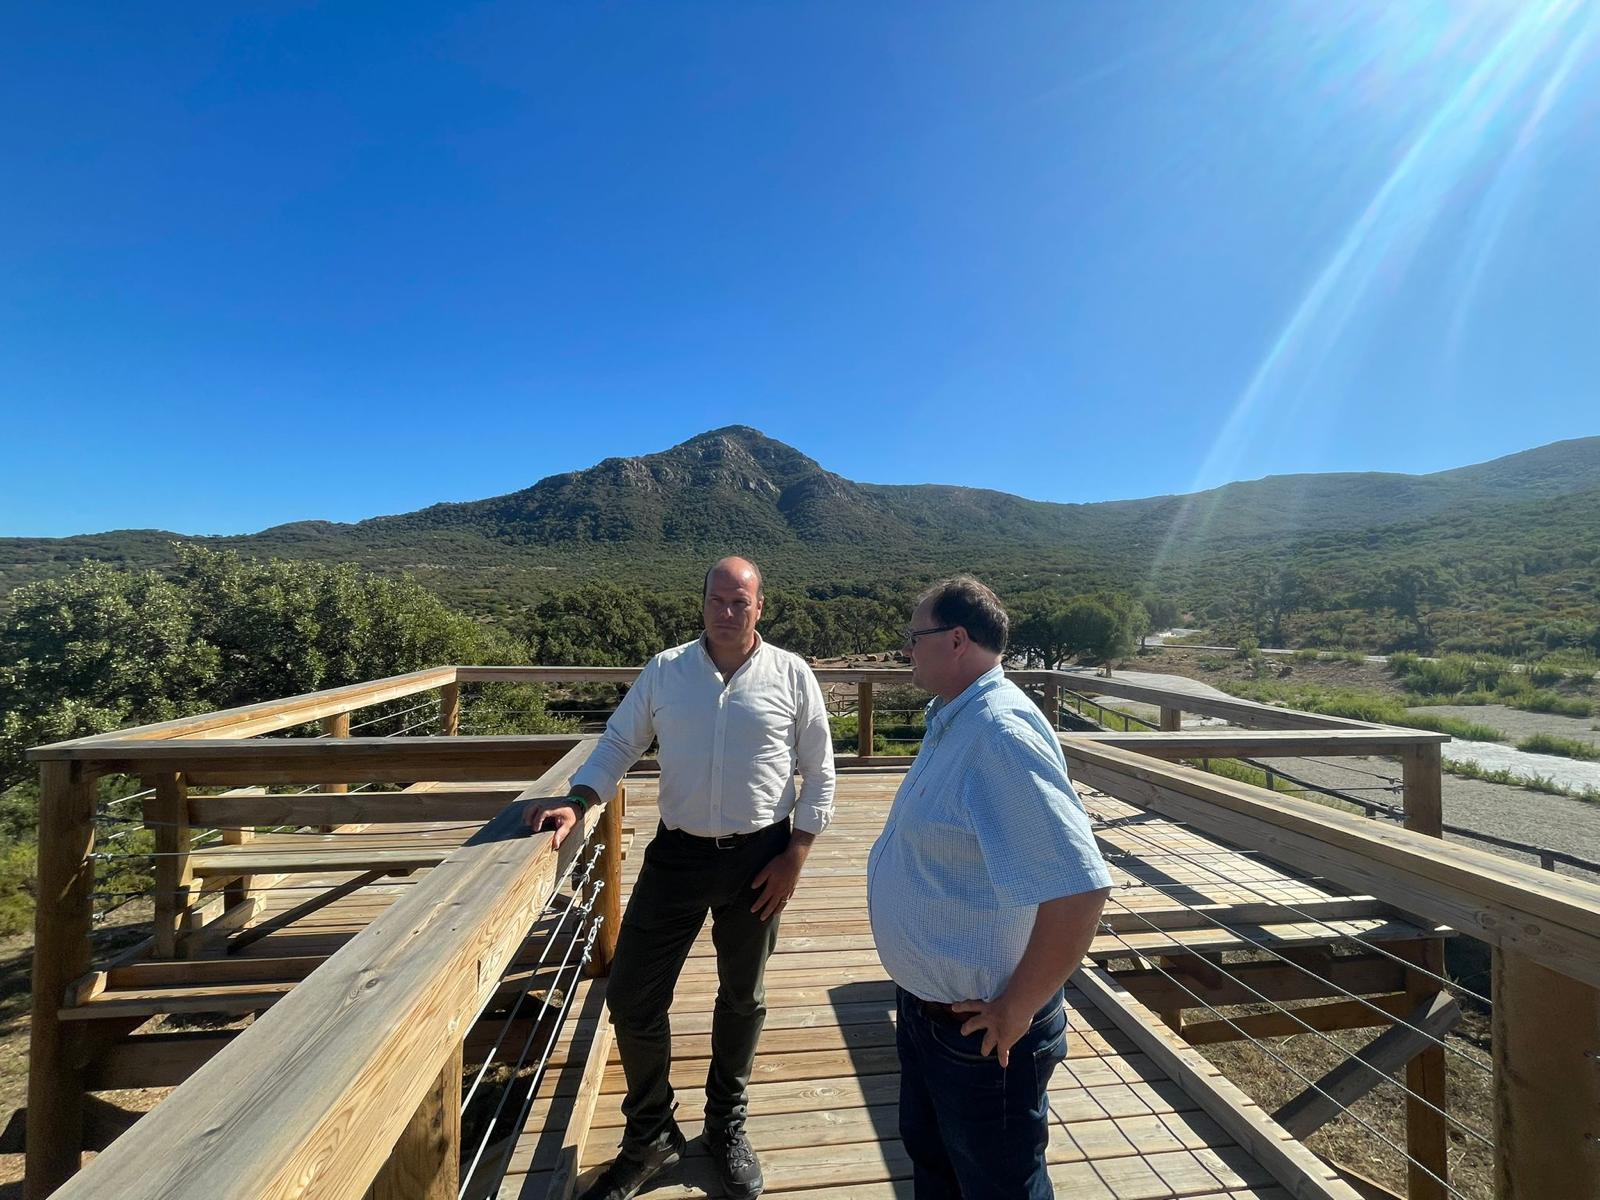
[1199,999,1494,1199]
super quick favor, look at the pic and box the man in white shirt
[525,557,835,1200]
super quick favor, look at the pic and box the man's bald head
[705,556,764,599]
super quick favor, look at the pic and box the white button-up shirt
[867,666,1112,1003]
[569,636,836,837]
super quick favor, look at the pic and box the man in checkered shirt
[867,575,1112,1199]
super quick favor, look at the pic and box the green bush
[1221,681,1505,742]
[1512,691,1593,718]
[1518,733,1600,761]
[0,840,35,937]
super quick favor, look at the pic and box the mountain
[3,428,1598,610]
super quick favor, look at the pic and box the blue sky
[3,2,1598,537]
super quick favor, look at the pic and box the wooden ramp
[498,771,1397,1200]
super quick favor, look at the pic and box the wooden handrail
[29,660,1407,756]
[28,734,583,784]
[1060,738,1600,988]
[49,735,604,1200]
[1064,729,1447,757]
[36,667,459,748]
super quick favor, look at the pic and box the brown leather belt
[909,995,966,1028]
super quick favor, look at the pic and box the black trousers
[606,819,790,1146]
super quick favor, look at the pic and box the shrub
[1518,733,1600,761]
[1513,692,1593,719]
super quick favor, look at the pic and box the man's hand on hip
[750,831,814,921]
[950,994,1035,1068]
[522,797,582,847]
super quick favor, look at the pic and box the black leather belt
[662,821,781,850]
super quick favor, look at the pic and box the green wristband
[562,792,590,814]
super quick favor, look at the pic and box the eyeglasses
[903,624,956,648]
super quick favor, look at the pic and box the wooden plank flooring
[494,772,1363,1200]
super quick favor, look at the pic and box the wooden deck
[497,770,1429,1200]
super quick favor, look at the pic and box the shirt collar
[925,664,1006,737]
[698,631,765,677]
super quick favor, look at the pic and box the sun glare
[1147,0,1599,584]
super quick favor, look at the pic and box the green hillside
[2,427,1597,651]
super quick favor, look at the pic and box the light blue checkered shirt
[867,666,1113,1003]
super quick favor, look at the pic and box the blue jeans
[895,985,1068,1199]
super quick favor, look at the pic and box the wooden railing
[24,662,1600,1199]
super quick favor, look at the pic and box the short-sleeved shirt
[866,665,1112,1003]
[569,635,836,837]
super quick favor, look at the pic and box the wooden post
[322,711,351,787]
[1401,745,1443,839]
[1159,707,1183,732]
[26,761,98,1199]
[1040,681,1060,730]
[856,682,873,758]
[149,772,193,959]
[439,683,461,737]
[369,1042,463,1200]
[1400,745,1448,1200]
[314,710,351,838]
[586,786,624,979]
[1493,949,1600,1199]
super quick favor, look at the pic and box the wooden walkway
[498,770,1423,1200]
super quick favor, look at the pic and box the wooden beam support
[25,761,98,1199]
[1271,991,1460,1140]
[856,682,874,758]
[1399,744,1447,1200]
[585,787,624,979]
[1493,947,1600,1200]
[37,735,581,785]
[1401,745,1443,839]
[1040,680,1061,731]
[1159,706,1183,733]
[438,683,460,738]
[149,773,193,959]
[1114,951,1409,1012]
[1181,993,1412,1046]
[370,1042,462,1200]
[317,712,352,839]
[188,791,520,829]
[183,895,265,960]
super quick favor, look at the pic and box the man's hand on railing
[522,795,586,847]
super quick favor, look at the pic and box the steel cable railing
[1069,924,1476,1200]
[1090,803,1490,1008]
[458,890,605,1198]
